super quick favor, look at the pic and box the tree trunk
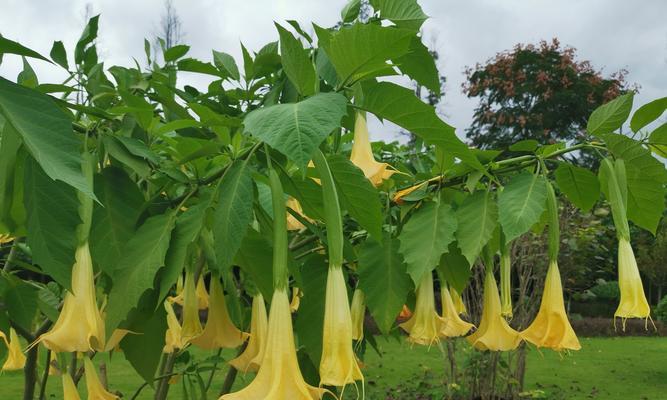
[23,345,39,400]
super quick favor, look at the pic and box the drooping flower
[290,287,302,313]
[169,274,209,310]
[350,112,396,187]
[180,270,203,343]
[0,234,14,244]
[220,289,329,400]
[521,261,581,351]
[163,300,185,353]
[1,328,26,371]
[440,286,475,338]
[400,272,444,346]
[350,289,365,341]
[450,287,467,315]
[392,177,441,204]
[500,250,513,319]
[84,357,119,399]
[615,238,651,323]
[229,294,268,373]
[34,242,105,353]
[103,329,131,352]
[62,373,81,400]
[191,275,247,350]
[467,269,522,351]
[286,198,313,231]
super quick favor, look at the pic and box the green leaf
[5,281,38,332]
[399,200,457,284]
[18,57,38,88]
[212,50,240,80]
[509,139,539,152]
[359,81,482,171]
[241,43,254,80]
[152,119,201,136]
[49,41,68,69]
[554,162,600,211]
[316,23,413,85]
[275,23,317,96]
[105,211,177,335]
[341,0,361,22]
[327,154,383,240]
[587,93,634,137]
[176,58,222,77]
[295,254,328,365]
[234,229,274,300]
[103,136,151,178]
[120,300,167,383]
[164,44,190,62]
[24,157,80,288]
[90,167,144,275]
[75,15,99,65]
[371,0,428,30]
[358,234,412,334]
[498,172,548,242]
[603,133,667,234]
[648,123,667,157]
[394,37,440,93]
[455,190,498,265]
[243,92,347,168]
[630,97,667,133]
[213,160,255,270]
[438,243,471,294]
[0,77,93,197]
[0,35,51,63]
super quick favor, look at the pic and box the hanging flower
[1,328,26,371]
[392,177,441,204]
[163,300,184,353]
[350,113,396,186]
[84,357,119,400]
[220,289,330,400]
[290,287,302,313]
[62,373,81,400]
[180,270,203,343]
[450,287,467,315]
[400,272,444,346]
[440,287,475,338]
[286,198,313,231]
[103,329,131,352]
[500,250,513,319]
[615,238,651,323]
[467,270,522,351]
[521,261,581,351]
[191,275,247,350]
[230,294,268,373]
[34,242,105,353]
[169,274,209,310]
[350,289,365,341]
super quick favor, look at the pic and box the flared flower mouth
[34,242,106,353]
[521,261,581,351]
[1,328,26,371]
[400,272,444,346]
[229,294,268,373]
[450,287,467,315]
[615,238,651,325]
[350,289,366,342]
[467,270,521,351]
[350,113,396,187]
[84,357,119,399]
[163,300,185,353]
[440,287,475,338]
[180,270,204,343]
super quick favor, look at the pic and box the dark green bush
[656,295,667,323]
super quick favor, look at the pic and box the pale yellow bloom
[521,261,581,351]
[0,234,14,244]
[163,300,185,353]
[350,113,396,187]
[220,289,329,400]
[62,373,81,400]
[34,242,105,353]
[229,294,268,373]
[180,271,203,343]
[169,274,209,310]
[290,287,302,313]
[400,272,444,346]
[392,177,441,204]
[1,328,26,371]
[286,198,312,231]
[350,289,365,341]
[467,270,521,351]
[615,238,651,322]
[84,357,119,399]
[450,287,467,315]
[103,329,131,352]
[440,287,475,338]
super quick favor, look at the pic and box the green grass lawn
[1,337,665,399]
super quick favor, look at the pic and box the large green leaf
[0,35,50,63]
[24,157,81,288]
[120,298,167,383]
[498,172,548,242]
[455,190,498,265]
[394,37,440,93]
[554,162,600,212]
[358,234,412,334]
[212,50,240,81]
[75,15,99,65]
[327,154,383,240]
[234,229,274,300]
[105,211,177,335]
[438,242,471,294]
[587,93,634,137]
[163,44,190,62]
[5,281,38,332]
[275,23,317,96]
[648,123,667,157]
[49,41,68,69]
[359,81,482,171]
[0,123,23,235]
[0,77,93,197]
[243,92,347,167]
[371,0,428,30]
[213,160,255,270]
[603,133,667,234]
[399,200,457,284]
[630,97,667,133]
[341,0,361,22]
[315,23,413,85]
[294,254,328,366]
[90,167,144,275]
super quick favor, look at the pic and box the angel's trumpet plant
[286,197,312,231]
[499,239,513,319]
[163,300,184,353]
[400,272,444,346]
[440,286,475,338]
[350,112,396,186]
[222,167,328,400]
[84,357,119,399]
[192,274,247,350]
[62,373,81,400]
[229,294,268,373]
[1,328,26,371]
[350,288,365,341]
[169,274,209,310]
[290,287,302,313]
[450,287,467,315]
[179,270,203,343]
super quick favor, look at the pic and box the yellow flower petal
[168,274,209,309]
[450,287,467,315]
[181,270,204,343]
[400,272,444,346]
[1,328,26,371]
[163,300,184,353]
[290,287,302,313]
[350,113,396,187]
[615,238,651,322]
[84,357,119,399]
[104,329,131,352]
[62,373,81,400]
[440,287,475,338]
[286,198,313,231]
[350,289,365,342]
[229,294,268,373]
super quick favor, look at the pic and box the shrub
[656,295,667,323]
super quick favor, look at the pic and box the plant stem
[219,365,239,396]
[22,344,39,400]
[3,240,19,272]
[204,349,223,392]
[38,350,51,400]
[154,353,177,400]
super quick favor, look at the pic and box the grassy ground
[1,337,665,399]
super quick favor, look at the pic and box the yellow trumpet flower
[450,287,467,315]
[350,113,396,187]
[180,271,203,343]
[220,289,329,400]
[440,287,475,338]
[392,177,441,204]
[169,274,209,310]
[399,272,444,346]
[163,300,185,353]
[84,357,119,400]
[35,242,105,353]
[229,294,268,373]
[467,269,521,351]
[521,261,581,351]
[103,329,131,352]
[62,373,81,400]
[319,267,364,388]
[350,289,365,341]
[191,275,248,350]
[290,287,302,313]
[286,198,313,231]
[615,238,651,323]
[1,328,26,371]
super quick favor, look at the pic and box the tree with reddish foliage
[464,39,630,151]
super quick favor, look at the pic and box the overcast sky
[1,0,665,142]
